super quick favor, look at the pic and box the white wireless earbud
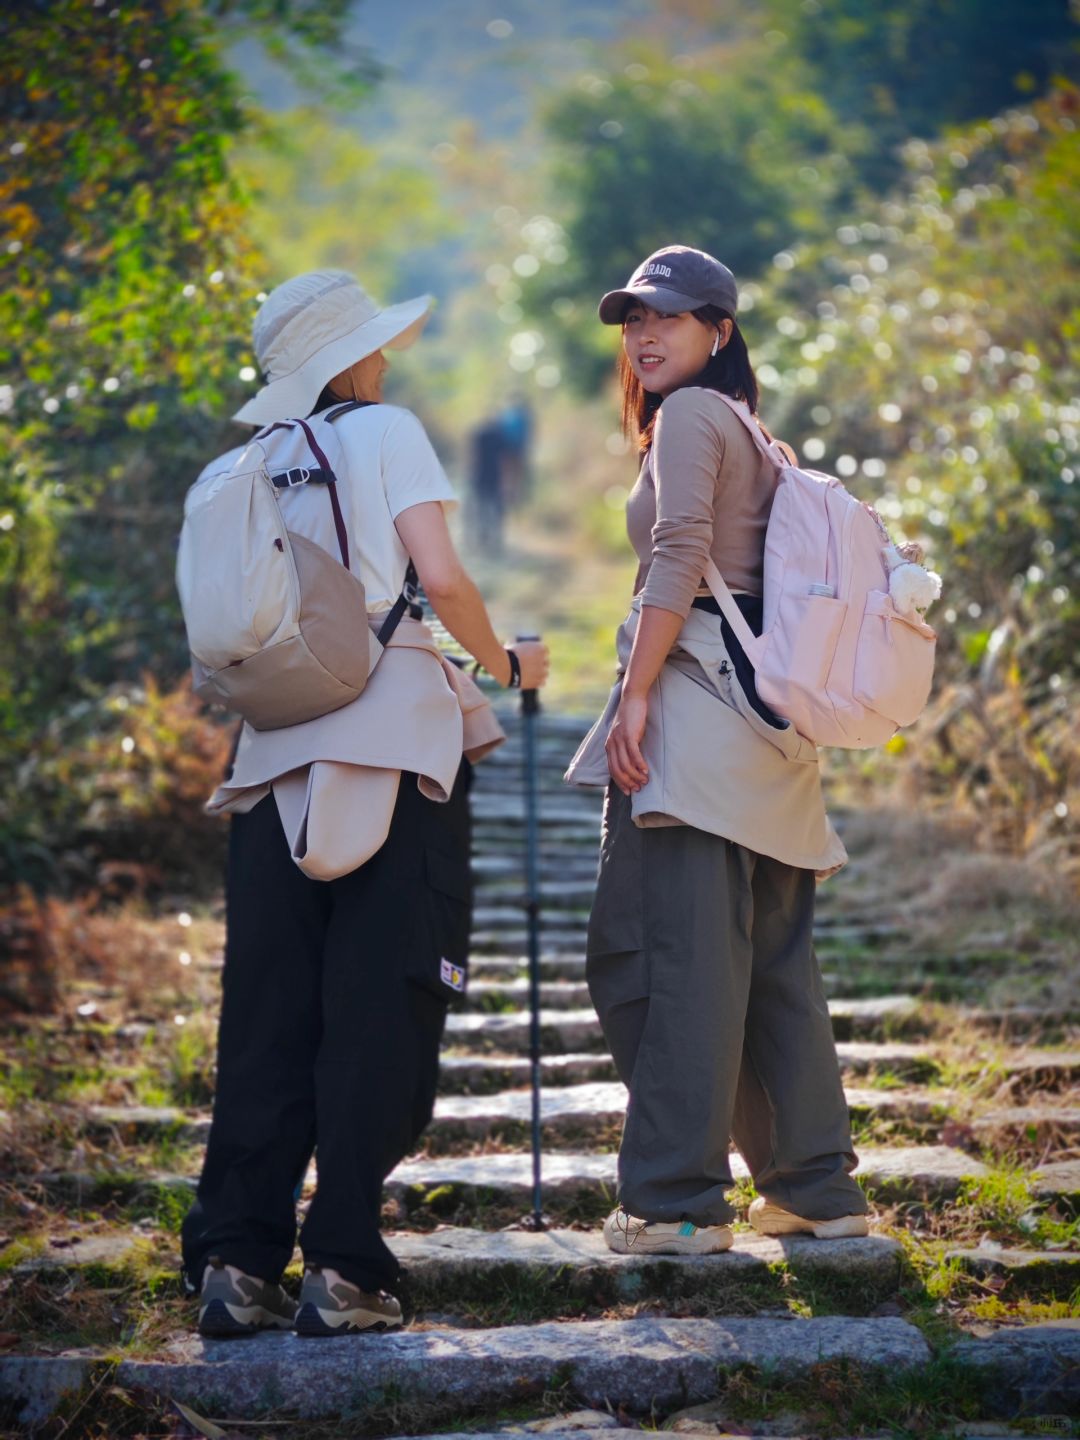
[711,332,720,357]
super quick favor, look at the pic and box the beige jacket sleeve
[640,387,726,618]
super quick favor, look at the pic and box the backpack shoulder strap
[710,392,795,467]
[325,399,372,423]
[703,559,759,654]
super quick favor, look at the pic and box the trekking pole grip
[516,633,541,715]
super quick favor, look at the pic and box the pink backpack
[703,395,939,749]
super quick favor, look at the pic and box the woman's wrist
[502,646,521,688]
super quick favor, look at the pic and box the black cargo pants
[181,763,471,1295]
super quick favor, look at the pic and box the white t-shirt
[266,403,457,611]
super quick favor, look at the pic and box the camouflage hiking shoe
[295,1265,403,1336]
[197,1256,297,1338]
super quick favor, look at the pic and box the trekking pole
[517,634,548,1232]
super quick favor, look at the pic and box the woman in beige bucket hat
[182,270,549,1338]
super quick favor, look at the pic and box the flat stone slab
[85,1104,187,1136]
[471,930,592,956]
[437,1041,954,1093]
[388,1145,997,1209]
[470,955,588,980]
[971,1106,1080,1145]
[392,1226,904,1297]
[470,796,603,826]
[945,1244,1080,1279]
[851,1145,989,1201]
[1031,1160,1080,1208]
[438,1053,617,1093]
[0,1315,930,1425]
[833,1040,942,1075]
[389,1150,620,1201]
[81,1108,211,1146]
[951,1321,1080,1415]
[429,1082,958,1140]
[9,1233,142,1275]
[826,995,921,1037]
[465,980,592,1012]
[407,1431,645,1440]
[443,997,944,1054]
[990,1049,1080,1086]
[444,1008,602,1054]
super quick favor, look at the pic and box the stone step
[8,1233,144,1276]
[3,1314,938,1428]
[391,1225,904,1310]
[969,1106,1080,1149]
[470,929,589,955]
[1030,1160,1080,1211]
[949,1324,1080,1417]
[944,1243,1080,1294]
[463,970,1008,1009]
[465,979,592,1012]
[435,1041,951,1094]
[470,797,603,826]
[24,1149,1079,1227]
[464,948,1029,983]
[387,1145,996,1220]
[438,1052,613,1092]
[443,997,937,1053]
[73,1086,1075,1158]
[471,907,589,933]
[423,1081,963,1146]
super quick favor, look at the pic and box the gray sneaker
[295,1264,403,1336]
[197,1256,297,1338]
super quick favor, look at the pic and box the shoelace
[615,1208,645,1250]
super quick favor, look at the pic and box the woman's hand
[509,639,550,690]
[605,691,649,795]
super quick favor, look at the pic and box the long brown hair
[619,304,760,452]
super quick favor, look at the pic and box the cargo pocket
[585,786,650,1060]
[407,845,472,1004]
[586,786,645,958]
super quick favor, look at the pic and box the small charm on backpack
[882,542,942,619]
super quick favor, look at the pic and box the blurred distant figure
[470,416,506,555]
[498,394,533,511]
[468,398,535,555]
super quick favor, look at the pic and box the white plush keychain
[882,541,942,618]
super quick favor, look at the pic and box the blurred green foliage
[767,0,1077,185]
[233,106,448,297]
[507,8,1077,866]
[0,0,371,890]
[1,0,1077,894]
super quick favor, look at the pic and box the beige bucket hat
[233,269,433,425]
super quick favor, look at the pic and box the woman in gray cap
[566,245,871,1253]
[181,270,548,1336]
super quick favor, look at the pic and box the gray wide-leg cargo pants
[586,784,868,1226]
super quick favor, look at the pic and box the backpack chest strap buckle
[271,466,328,488]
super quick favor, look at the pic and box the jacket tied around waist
[207,614,506,880]
[564,598,847,880]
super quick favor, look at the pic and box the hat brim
[232,294,433,426]
[598,285,709,325]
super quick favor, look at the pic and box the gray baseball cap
[598,244,738,324]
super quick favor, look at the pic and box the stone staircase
[3,707,1079,1436]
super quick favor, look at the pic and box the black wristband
[504,647,522,689]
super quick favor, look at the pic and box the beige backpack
[176,402,417,730]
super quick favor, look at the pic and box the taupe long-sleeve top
[626,386,779,616]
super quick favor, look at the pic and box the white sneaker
[602,1207,734,1255]
[748,1197,870,1239]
